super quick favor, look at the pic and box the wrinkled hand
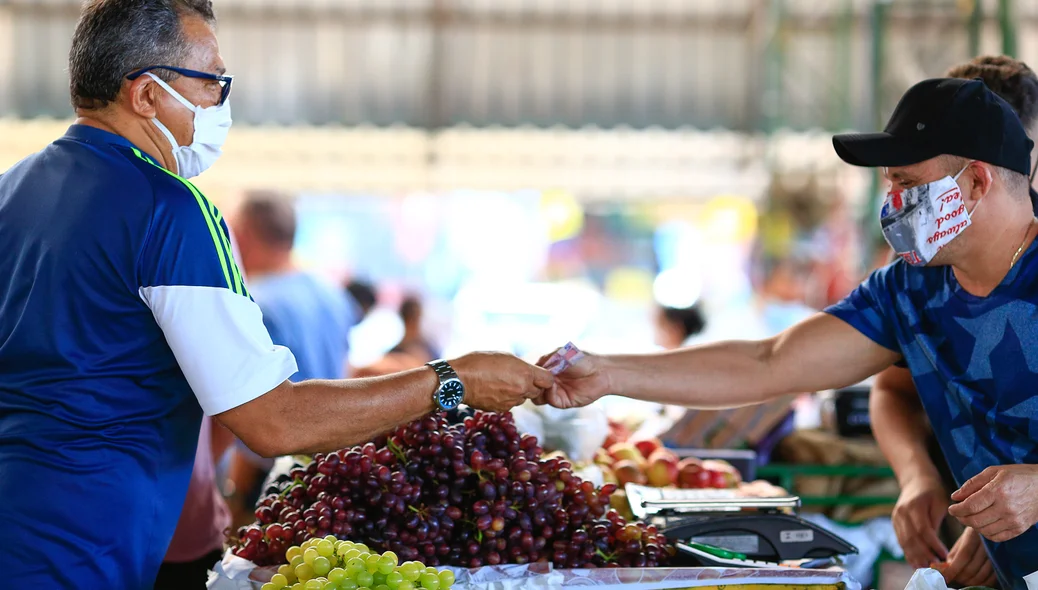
[533,349,611,409]
[932,527,996,588]
[893,477,950,568]
[450,352,554,413]
[949,464,1038,543]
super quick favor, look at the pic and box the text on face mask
[927,219,969,244]
[935,203,966,230]
[936,188,961,211]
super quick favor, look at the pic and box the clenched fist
[449,352,555,413]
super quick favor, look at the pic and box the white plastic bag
[905,568,950,590]
[511,401,608,463]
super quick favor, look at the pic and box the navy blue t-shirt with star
[827,246,1038,588]
[0,125,296,588]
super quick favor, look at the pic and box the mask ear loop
[953,160,975,181]
[956,160,981,217]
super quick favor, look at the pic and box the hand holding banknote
[536,342,611,409]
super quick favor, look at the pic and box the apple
[677,458,704,489]
[648,449,678,465]
[703,459,742,488]
[594,448,614,467]
[646,453,679,488]
[604,420,632,449]
[613,459,648,487]
[600,465,618,485]
[610,489,636,521]
[608,442,645,467]
[708,470,729,489]
[692,469,713,489]
[630,436,663,460]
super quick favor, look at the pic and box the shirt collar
[64,124,136,148]
[64,124,161,166]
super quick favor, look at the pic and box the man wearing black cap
[870,56,1038,587]
[539,78,1038,589]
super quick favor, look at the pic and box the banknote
[543,342,585,375]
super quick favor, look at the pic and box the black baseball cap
[833,77,1033,176]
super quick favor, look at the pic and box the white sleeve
[140,285,298,415]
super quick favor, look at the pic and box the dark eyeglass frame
[126,65,233,106]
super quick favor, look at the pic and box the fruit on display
[602,420,633,450]
[607,442,645,467]
[258,537,450,590]
[232,411,675,570]
[644,450,679,488]
[597,444,741,490]
[630,436,663,460]
[612,460,647,487]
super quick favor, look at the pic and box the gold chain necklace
[1010,218,1037,269]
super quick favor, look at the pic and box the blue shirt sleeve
[824,265,902,354]
[137,174,248,296]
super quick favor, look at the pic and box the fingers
[937,544,967,583]
[960,548,993,587]
[901,516,947,566]
[529,364,555,390]
[951,467,998,502]
[918,505,950,562]
[536,349,561,367]
[982,521,1024,543]
[951,503,1001,531]
[949,487,996,521]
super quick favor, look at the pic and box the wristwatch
[427,359,465,411]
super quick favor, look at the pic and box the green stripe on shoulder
[131,148,237,294]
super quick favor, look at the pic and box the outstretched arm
[541,313,900,409]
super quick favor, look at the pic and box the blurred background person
[389,294,441,363]
[345,278,377,323]
[156,418,234,589]
[225,190,357,526]
[653,303,707,350]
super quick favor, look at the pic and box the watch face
[438,378,465,410]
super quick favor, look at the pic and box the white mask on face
[146,72,232,179]
[879,161,975,266]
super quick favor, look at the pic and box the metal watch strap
[427,359,457,383]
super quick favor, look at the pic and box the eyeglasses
[126,65,233,107]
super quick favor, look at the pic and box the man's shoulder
[114,146,209,212]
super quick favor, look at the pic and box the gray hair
[941,155,1030,199]
[68,0,215,110]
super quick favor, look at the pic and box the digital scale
[625,484,858,569]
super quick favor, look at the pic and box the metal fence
[0,0,1036,131]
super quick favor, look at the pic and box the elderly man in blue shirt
[0,1,552,587]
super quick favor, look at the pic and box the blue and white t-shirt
[827,247,1038,589]
[0,125,297,588]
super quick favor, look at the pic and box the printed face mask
[146,72,232,179]
[880,162,975,266]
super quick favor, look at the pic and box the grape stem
[387,439,408,465]
[278,478,305,499]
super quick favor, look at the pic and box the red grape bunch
[233,411,673,569]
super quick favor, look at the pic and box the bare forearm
[286,370,436,453]
[220,367,437,457]
[600,316,897,408]
[601,340,781,408]
[871,369,940,486]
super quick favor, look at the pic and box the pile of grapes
[260,537,452,590]
[233,411,673,569]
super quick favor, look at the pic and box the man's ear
[966,163,995,204]
[124,76,160,119]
